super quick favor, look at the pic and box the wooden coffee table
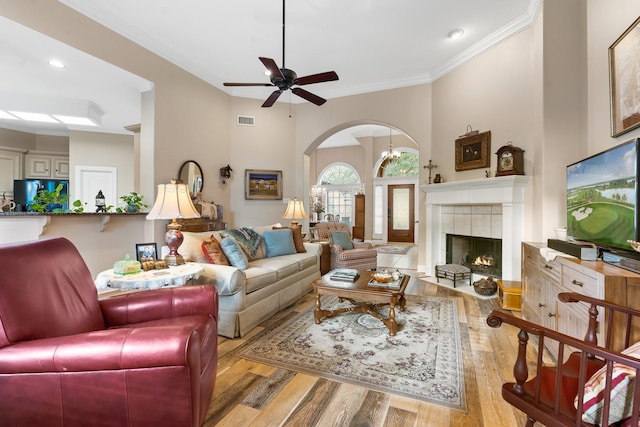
[310,270,409,336]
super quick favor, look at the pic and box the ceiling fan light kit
[223,0,338,107]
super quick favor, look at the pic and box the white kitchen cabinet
[0,148,24,197]
[25,153,69,179]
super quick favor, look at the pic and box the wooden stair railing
[487,292,640,427]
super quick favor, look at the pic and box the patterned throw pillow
[201,236,229,265]
[331,230,354,250]
[220,237,248,270]
[273,226,306,253]
[577,340,640,425]
[221,228,262,257]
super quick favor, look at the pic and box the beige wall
[3,0,640,275]
[68,130,135,204]
[587,0,640,152]
[0,128,67,153]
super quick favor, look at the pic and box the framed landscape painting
[245,169,282,200]
[610,15,640,137]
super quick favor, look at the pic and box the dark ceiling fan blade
[292,87,326,106]
[223,82,274,87]
[259,57,285,81]
[262,90,283,107]
[294,71,339,86]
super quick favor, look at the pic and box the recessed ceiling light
[447,29,465,39]
[264,69,271,76]
[48,59,65,68]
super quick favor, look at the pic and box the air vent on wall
[237,115,255,126]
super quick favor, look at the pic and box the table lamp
[146,181,200,265]
[283,197,307,227]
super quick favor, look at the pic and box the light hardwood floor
[205,248,530,427]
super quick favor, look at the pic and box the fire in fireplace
[446,234,502,278]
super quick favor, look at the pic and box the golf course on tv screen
[566,140,637,250]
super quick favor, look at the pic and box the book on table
[330,269,360,282]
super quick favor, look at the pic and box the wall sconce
[220,165,233,183]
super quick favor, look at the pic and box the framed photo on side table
[245,169,283,200]
[610,15,640,137]
[135,243,158,263]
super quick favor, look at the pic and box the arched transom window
[313,163,362,227]
[377,152,419,177]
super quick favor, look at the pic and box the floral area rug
[238,295,466,411]
[374,245,413,254]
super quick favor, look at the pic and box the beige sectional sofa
[179,224,321,338]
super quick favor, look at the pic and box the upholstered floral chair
[314,222,377,270]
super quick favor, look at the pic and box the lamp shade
[283,197,307,223]
[146,183,200,220]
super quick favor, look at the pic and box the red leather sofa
[0,238,218,426]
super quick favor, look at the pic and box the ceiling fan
[223,0,339,107]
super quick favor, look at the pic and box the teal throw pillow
[331,231,354,249]
[220,237,248,270]
[263,229,297,258]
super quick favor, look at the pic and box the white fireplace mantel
[420,175,531,281]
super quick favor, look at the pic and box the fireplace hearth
[421,175,530,281]
[446,234,502,278]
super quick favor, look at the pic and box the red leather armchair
[0,238,218,427]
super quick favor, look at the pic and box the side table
[318,242,331,275]
[95,263,204,294]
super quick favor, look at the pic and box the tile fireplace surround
[420,176,531,281]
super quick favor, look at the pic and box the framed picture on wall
[245,169,283,200]
[609,15,640,137]
[455,130,491,171]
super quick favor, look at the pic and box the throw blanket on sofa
[221,228,262,257]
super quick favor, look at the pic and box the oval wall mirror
[178,160,204,196]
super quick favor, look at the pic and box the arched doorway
[305,122,419,244]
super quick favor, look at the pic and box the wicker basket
[473,276,497,296]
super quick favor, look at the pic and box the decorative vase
[126,205,139,214]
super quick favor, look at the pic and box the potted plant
[117,192,148,213]
[30,183,70,213]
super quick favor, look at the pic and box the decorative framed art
[135,243,158,262]
[609,15,640,137]
[455,130,491,171]
[245,169,283,200]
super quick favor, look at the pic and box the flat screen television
[566,138,639,253]
[12,179,69,212]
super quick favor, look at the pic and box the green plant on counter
[116,192,147,213]
[72,199,86,213]
[30,184,70,213]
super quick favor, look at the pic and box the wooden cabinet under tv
[522,242,640,356]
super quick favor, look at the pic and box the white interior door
[75,166,117,209]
